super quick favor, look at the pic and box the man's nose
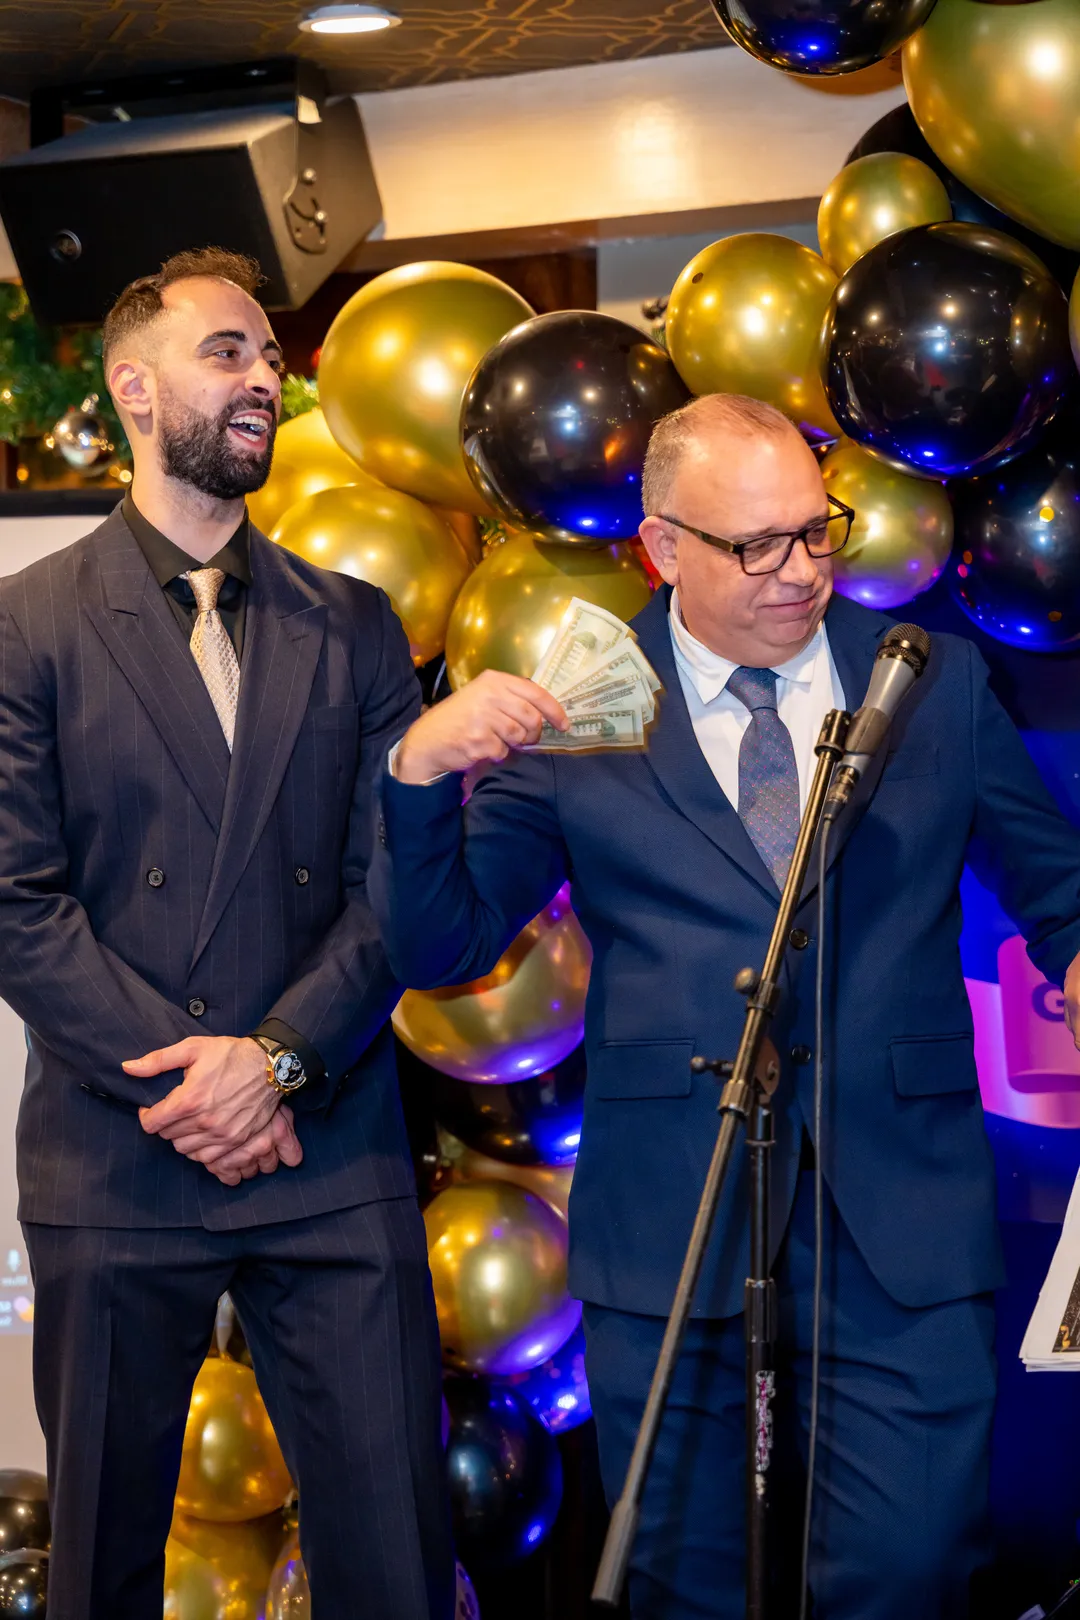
[778,538,821,588]
[246,358,282,401]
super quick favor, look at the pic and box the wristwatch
[249,1033,308,1095]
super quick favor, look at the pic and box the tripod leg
[745,1096,775,1620]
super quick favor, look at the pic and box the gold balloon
[820,438,953,611]
[247,409,378,537]
[393,890,591,1084]
[665,233,841,440]
[818,153,952,277]
[175,1359,292,1523]
[424,1179,578,1375]
[440,1130,574,1218]
[165,1515,284,1620]
[266,1533,480,1620]
[318,262,534,514]
[904,0,1080,251]
[272,482,472,666]
[445,529,652,689]
[432,506,483,567]
[266,1531,310,1620]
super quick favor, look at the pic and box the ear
[639,516,679,588]
[107,358,154,427]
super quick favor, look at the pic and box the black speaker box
[0,94,381,324]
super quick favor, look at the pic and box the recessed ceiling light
[299,3,401,33]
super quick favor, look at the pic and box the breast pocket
[882,744,939,782]
[591,1039,695,1100]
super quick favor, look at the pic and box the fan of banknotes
[527,597,661,752]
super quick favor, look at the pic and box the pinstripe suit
[0,507,453,1619]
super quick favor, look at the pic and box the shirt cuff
[387,738,450,786]
[251,1018,326,1086]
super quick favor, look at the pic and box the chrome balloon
[424,1179,580,1375]
[461,311,690,545]
[443,1377,563,1569]
[823,223,1072,479]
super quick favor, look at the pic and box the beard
[158,387,277,500]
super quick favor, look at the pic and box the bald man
[0,249,452,1620]
[372,393,1080,1619]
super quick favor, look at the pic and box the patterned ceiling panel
[0,0,726,100]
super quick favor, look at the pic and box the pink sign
[969,935,1080,1129]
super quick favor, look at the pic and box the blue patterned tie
[726,665,801,890]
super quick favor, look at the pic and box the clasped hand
[124,1036,303,1187]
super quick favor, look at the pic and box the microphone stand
[592,708,851,1618]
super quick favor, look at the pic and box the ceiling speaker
[0,84,381,323]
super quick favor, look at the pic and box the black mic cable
[800,621,930,1618]
[824,624,932,821]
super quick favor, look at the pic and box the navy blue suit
[371,586,1080,1618]
[0,510,453,1620]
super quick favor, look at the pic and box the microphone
[824,623,932,818]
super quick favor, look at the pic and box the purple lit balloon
[502,1323,591,1434]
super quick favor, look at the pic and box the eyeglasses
[658,495,855,577]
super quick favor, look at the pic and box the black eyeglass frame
[657,494,855,576]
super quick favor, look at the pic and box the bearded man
[0,249,453,1620]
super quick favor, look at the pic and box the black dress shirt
[122,495,251,658]
[124,494,326,1089]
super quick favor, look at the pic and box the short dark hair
[102,247,264,369]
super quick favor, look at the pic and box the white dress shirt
[668,589,846,814]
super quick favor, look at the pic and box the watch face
[272,1051,304,1088]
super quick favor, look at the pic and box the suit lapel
[190,534,326,967]
[799,592,893,903]
[634,588,780,902]
[83,510,230,832]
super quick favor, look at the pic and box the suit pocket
[883,744,939,781]
[891,1034,977,1097]
[310,703,359,731]
[591,1039,695,1100]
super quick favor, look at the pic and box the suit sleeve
[964,638,1080,987]
[260,589,423,1109]
[368,725,570,994]
[0,602,205,1107]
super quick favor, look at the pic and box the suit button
[791,1044,812,1066]
[294,867,310,886]
[188,998,206,1018]
[789,928,809,951]
[146,868,165,889]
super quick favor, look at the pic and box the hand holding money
[392,598,659,783]
[526,597,661,752]
[392,670,571,784]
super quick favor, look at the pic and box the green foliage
[0,286,129,455]
[280,373,319,421]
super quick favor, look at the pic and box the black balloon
[431,1045,584,1167]
[444,1376,563,1568]
[823,223,1073,480]
[948,420,1080,652]
[461,311,690,545]
[0,1475,48,1559]
[710,0,937,74]
[847,105,1080,294]
[0,1551,47,1620]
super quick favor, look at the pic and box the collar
[668,587,825,705]
[122,494,252,589]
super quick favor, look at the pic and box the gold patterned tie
[182,568,240,751]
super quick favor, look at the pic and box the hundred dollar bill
[527,708,645,752]
[531,598,633,695]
